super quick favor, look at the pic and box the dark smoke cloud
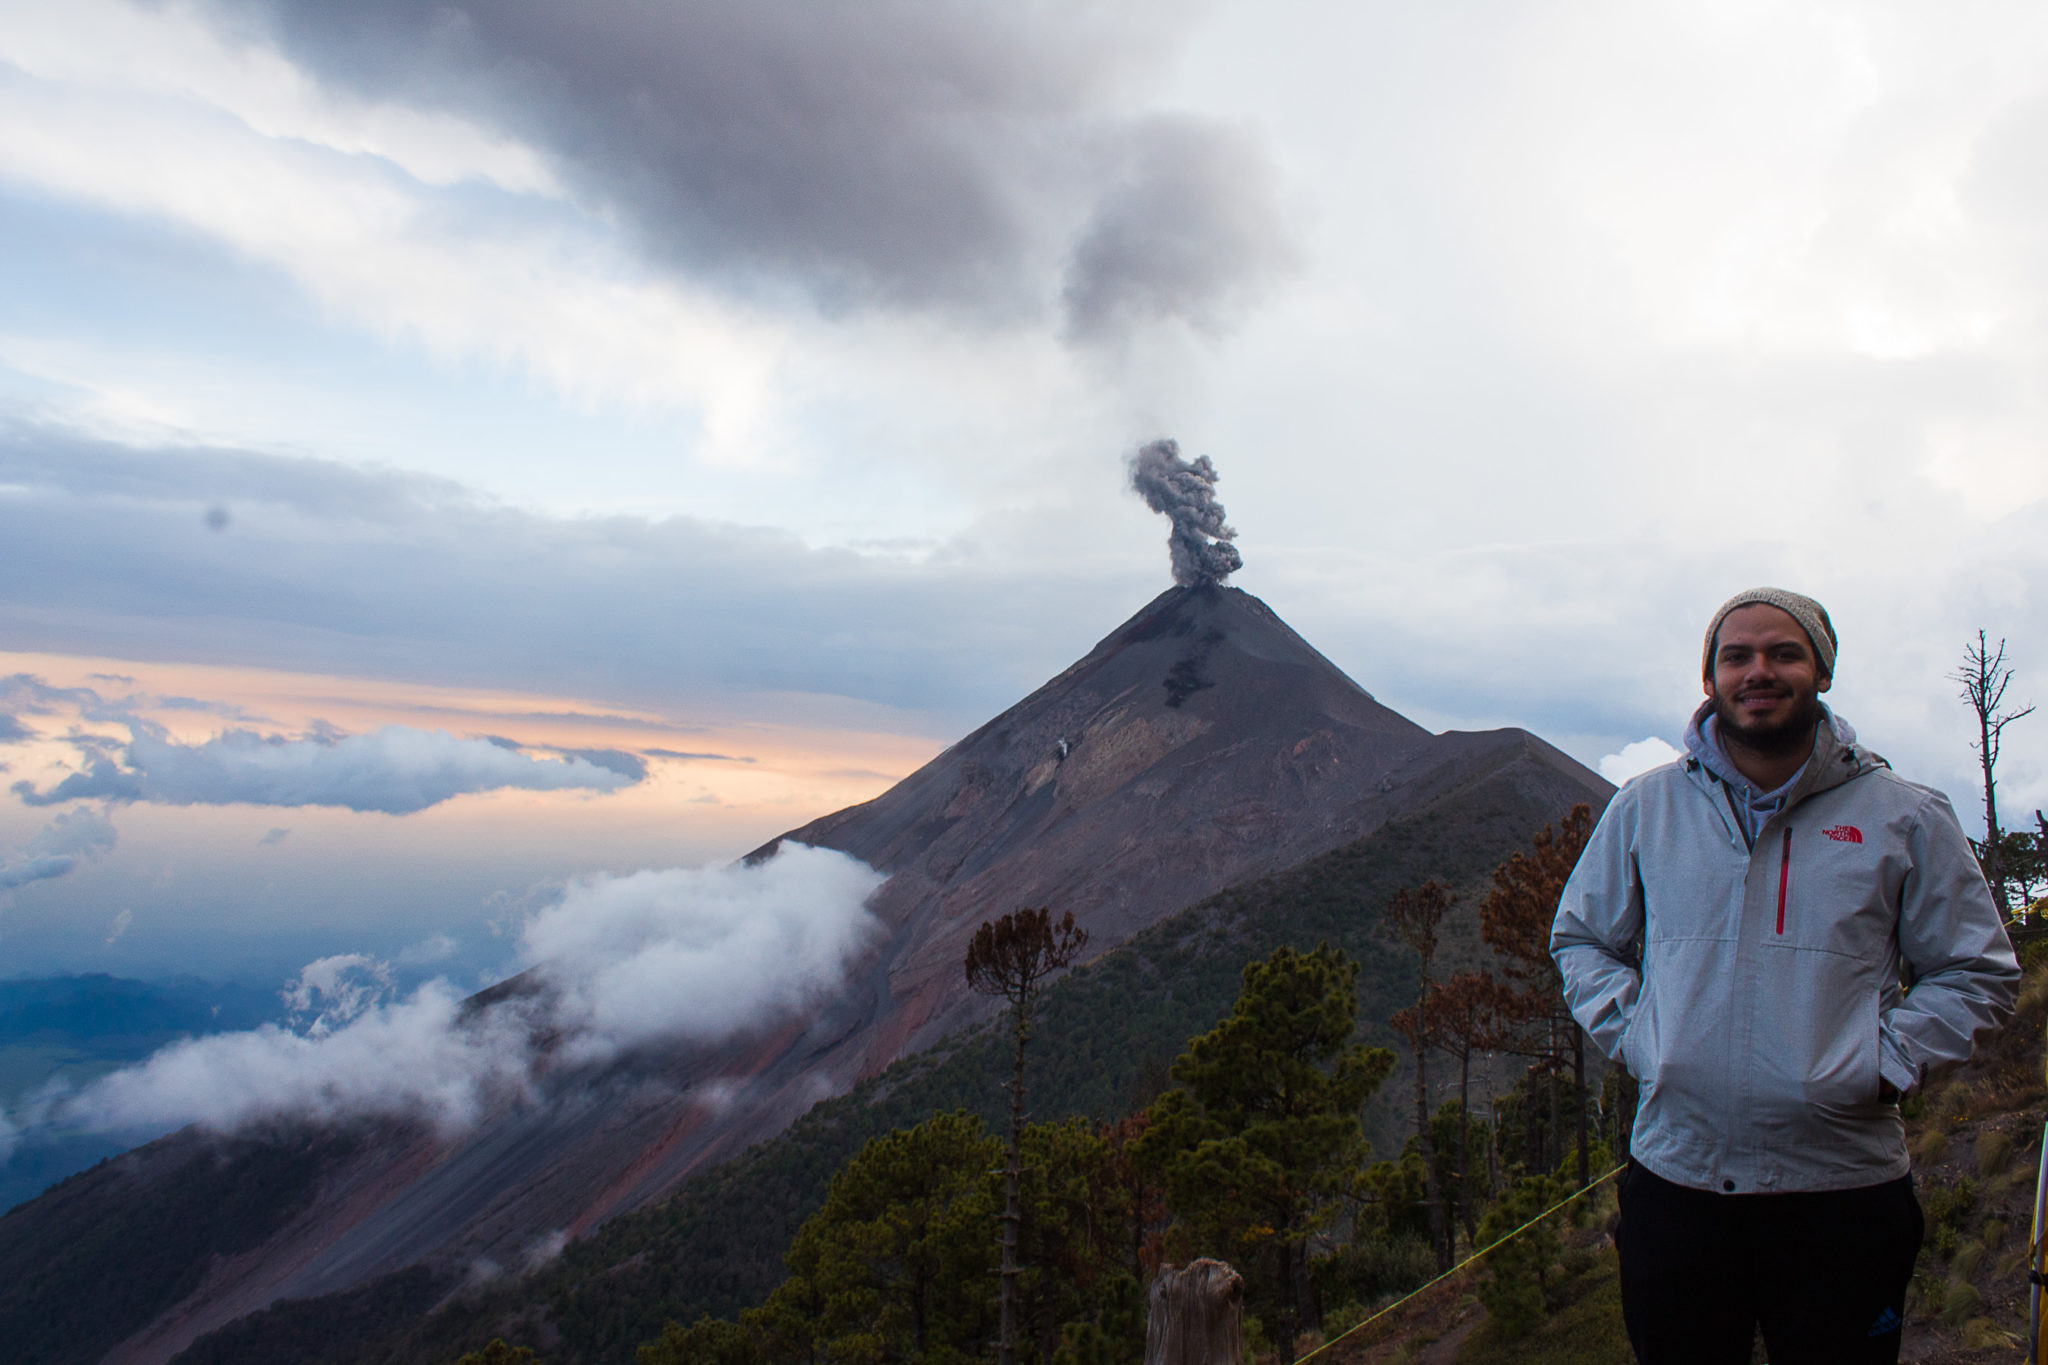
[1128,439,1243,587]
[1063,119,1295,341]
[217,0,1291,337]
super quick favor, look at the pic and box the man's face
[1705,603,1831,755]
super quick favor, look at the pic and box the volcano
[0,587,1609,1364]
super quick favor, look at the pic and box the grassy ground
[1890,941,2048,1363]
[1305,942,2048,1365]
[1457,1246,1630,1365]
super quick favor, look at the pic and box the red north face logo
[1824,825,1863,843]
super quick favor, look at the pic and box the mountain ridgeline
[0,585,1611,1364]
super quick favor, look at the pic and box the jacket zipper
[1776,826,1792,934]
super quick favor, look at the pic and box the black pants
[1616,1160,1923,1364]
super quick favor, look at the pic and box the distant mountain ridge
[0,585,1612,1364]
[0,974,285,1215]
[0,975,279,1051]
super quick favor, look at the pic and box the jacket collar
[1682,699,1883,811]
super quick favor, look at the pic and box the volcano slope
[0,585,1609,1364]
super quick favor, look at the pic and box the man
[1551,587,2019,1364]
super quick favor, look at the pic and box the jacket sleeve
[1878,788,2021,1093]
[1550,791,1646,1067]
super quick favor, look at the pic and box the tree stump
[1144,1259,1245,1365]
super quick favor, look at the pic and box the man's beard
[1709,682,1825,757]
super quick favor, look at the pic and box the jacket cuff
[1878,1041,1918,1096]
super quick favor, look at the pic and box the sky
[1,0,2045,992]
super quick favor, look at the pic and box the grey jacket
[1551,704,2019,1193]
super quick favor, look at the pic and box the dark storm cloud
[0,423,1120,726]
[221,0,1292,336]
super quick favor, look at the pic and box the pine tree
[1134,943,1395,1354]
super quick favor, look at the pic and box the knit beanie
[1701,587,1837,679]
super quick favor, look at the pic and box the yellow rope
[1290,1163,1628,1365]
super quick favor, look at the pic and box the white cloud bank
[31,844,885,1138]
[1598,737,1684,786]
[13,722,638,814]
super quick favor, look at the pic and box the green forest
[626,805,1616,1365]
[172,757,1601,1365]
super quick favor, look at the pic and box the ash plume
[1128,439,1243,586]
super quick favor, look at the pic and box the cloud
[0,806,118,892]
[0,854,83,893]
[12,722,639,814]
[0,714,32,743]
[541,748,646,782]
[397,933,457,966]
[0,674,109,718]
[643,749,754,764]
[223,0,1293,337]
[518,844,886,1064]
[43,843,883,1135]
[1062,118,1297,341]
[281,953,394,1035]
[259,826,291,845]
[105,907,133,944]
[0,424,1117,725]
[1596,737,1685,785]
[58,976,536,1134]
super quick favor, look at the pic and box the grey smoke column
[1128,439,1243,587]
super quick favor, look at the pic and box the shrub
[1911,1272,1945,1319]
[1975,1130,2013,1176]
[1961,1316,2012,1350]
[1930,1223,1960,1260]
[1473,1175,1564,1341]
[1311,1234,1437,1306]
[1923,1177,1976,1236]
[457,1342,539,1365]
[1941,1282,1981,1331]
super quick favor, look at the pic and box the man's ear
[1818,673,1833,694]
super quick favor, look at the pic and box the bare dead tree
[1953,632,2034,919]
[1481,805,1596,1187]
[966,906,1089,1365]
[1386,880,1456,1269]
[1425,970,1520,1241]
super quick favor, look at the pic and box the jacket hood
[1683,699,1879,803]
